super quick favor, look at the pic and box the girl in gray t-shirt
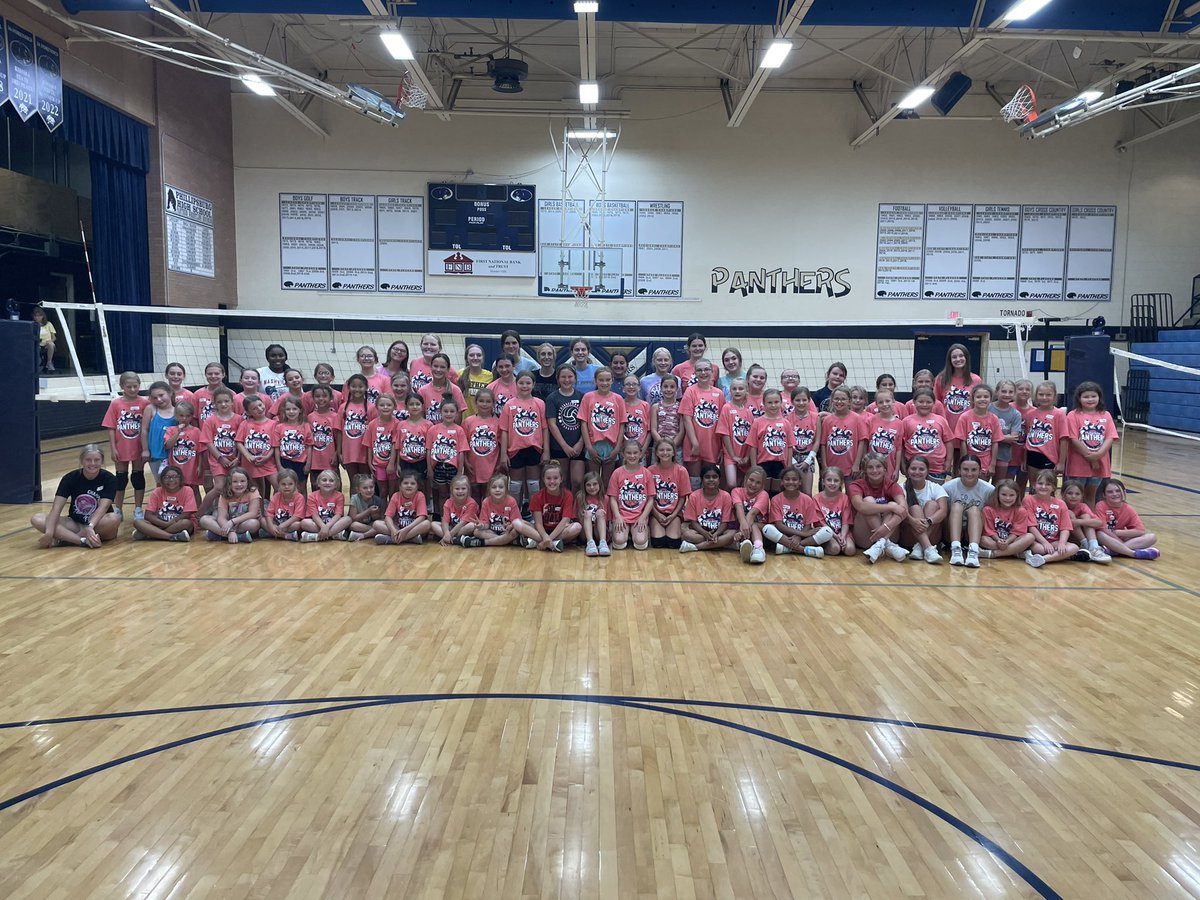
[943,455,995,567]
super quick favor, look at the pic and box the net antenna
[1001,84,1038,124]
[397,70,429,110]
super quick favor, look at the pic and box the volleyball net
[1111,345,1200,454]
[39,301,1034,402]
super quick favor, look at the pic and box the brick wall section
[147,61,238,310]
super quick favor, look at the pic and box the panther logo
[311,423,333,451]
[469,425,497,457]
[512,407,539,437]
[410,371,432,391]
[618,478,647,511]
[762,424,789,456]
[343,410,367,439]
[1025,416,1054,449]
[1035,506,1060,539]
[826,426,855,456]
[430,434,457,462]
[171,436,197,463]
[212,427,237,459]
[625,410,645,441]
[488,511,510,534]
[373,431,394,462]
[693,399,720,429]
[1078,418,1106,450]
[696,506,723,531]
[158,500,186,522]
[590,401,616,431]
[964,421,994,455]
[944,386,971,414]
[907,424,941,454]
[792,425,815,452]
[654,476,678,510]
[780,503,806,531]
[244,429,272,460]
[823,508,843,532]
[731,415,752,444]
[424,400,443,423]
[117,409,141,439]
[392,503,416,527]
[869,426,896,456]
[991,516,1012,541]
[278,430,305,459]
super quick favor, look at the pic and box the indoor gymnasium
[2,0,1200,896]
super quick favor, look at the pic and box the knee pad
[115,472,129,492]
[763,524,784,543]
[130,469,146,491]
[650,535,666,549]
[612,540,628,550]
[526,480,540,496]
[633,540,649,550]
[664,537,682,550]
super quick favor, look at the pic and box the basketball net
[571,285,593,301]
[397,71,429,110]
[1001,84,1037,124]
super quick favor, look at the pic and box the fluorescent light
[1077,89,1103,103]
[579,81,599,104]
[241,74,276,96]
[566,129,617,139]
[759,40,793,69]
[574,1,599,12]
[1001,0,1053,22]
[897,85,935,109]
[380,31,414,60]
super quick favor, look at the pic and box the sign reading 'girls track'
[875,203,1116,302]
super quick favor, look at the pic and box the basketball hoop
[570,285,593,301]
[397,71,429,110]
[1000,84,1037,124]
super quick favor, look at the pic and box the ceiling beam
[617,22,742,82]
[576,2,598,126]
[1116,106,1200,149]
[727,0,819,127]
[978,42,1077,91]
[360,0,450,120]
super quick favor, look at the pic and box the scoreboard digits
[427,182,536,253]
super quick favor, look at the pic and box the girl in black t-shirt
[31,445,121,548]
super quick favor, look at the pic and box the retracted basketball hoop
[1001,84,1037,125]
[571,285,593,302]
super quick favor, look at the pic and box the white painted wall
[232,89,1200,326]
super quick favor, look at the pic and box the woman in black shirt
[31,444,121,548]
[545,365,585,491]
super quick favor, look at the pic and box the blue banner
[0,19,8,112]
[35,35,62,131]
[5,19,36,122]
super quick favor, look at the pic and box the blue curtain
[63,87,152,372]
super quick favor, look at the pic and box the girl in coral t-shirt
[680,464,735,552]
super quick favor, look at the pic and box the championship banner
[35,35,62,131]
[5,19,37,122]
[0,18,9,112]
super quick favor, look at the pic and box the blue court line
[0,573,1170,592]
[2,692,1195,773]
[0,694,1060,899]
[1132,567,1200,600]
[1122,473,1200,497]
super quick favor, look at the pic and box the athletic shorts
[760,461,784,479]
[592,439,616,462]
[509,445,542,469]
[281,459,307,482]
[372,464,390,483]
[1026,450,1055,471]
[432,461,457,484]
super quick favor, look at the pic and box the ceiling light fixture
[241,74,276,96]
[759,40,793,69]
[1077,89,1104,102]
[897,85,935,109]
[380,31,415,61]
[579,81,599,104]
[574,1,599,13]
[1001,0,1053,23]
[565,129,616,139]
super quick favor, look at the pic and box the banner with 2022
[1,16,63,132]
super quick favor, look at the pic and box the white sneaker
[133,506,145,521]
[679,540,698,553]
[811,525,835,545]
[909,543,924,560]
[585,541,598,557]
[977,548,994,559]
[1089,546,1112,564]
[749,547,766,564]
[598,540,611,557]
[885,541,909,562]
[965,548,981,568]
[374,534,391,544]
[739,540,753,562]
[552,539,565,552]
[301,532,319,542]
[775,542,792,555]
[522,536,536,549]
[803,545,824,558]
[865,538,886,564]
[1025,550,1046,568]
[949,545,964,566]
[923,546,943,565]
[347,531,364,542]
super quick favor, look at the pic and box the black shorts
[432,461,457,484]
[1026,450,1055,470]
[509,445,542,468]
[760,461,784,479]
[281,459,306,481]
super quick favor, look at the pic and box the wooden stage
[1,430,1198,898]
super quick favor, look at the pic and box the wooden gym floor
[0,430,1197,899]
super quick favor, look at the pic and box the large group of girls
[32,331,1160,568]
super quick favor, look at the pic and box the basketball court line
[0,572,1176,593]
[0,694,1066,898]
[1121,473,1200,497]
[1130,566,1200,599]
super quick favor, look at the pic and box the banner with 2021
[1,16,63,132]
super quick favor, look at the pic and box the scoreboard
[426,182,537,278]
